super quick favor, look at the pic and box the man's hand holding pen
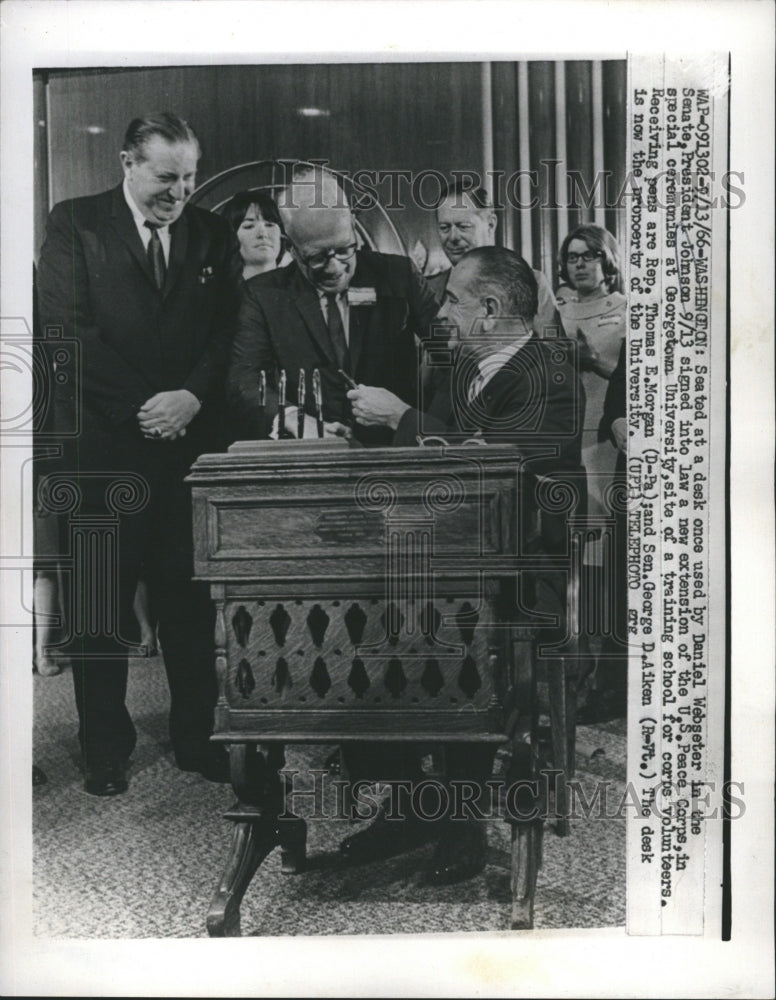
[347,384,411,430]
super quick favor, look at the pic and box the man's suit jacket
[37,183,242,478]
[393,335,587,550]
[227,248,440,447]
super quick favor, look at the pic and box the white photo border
[1,2,773,997]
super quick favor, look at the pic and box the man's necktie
[144,221,166,290]
[325,293,349,371]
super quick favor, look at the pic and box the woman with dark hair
[223,190,287,280]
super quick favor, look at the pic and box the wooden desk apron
[186,440,539,743]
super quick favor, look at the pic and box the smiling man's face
[436,192,497,266]
[121,135,199,226]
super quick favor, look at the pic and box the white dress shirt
[317,289,350,344]
[467,328,533,401]
[123,179,171,263]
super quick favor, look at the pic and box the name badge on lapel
[347,287,377,306]
[198,265,215,285]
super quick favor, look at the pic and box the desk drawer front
[221,595,502,716]
[191,472,516,579]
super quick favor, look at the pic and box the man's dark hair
[122,112,200,161]
[465,246,538,320]
[434,178,493,212]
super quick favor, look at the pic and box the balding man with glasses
[227,166,439,446]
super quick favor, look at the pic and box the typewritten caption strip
[626,54,729,936]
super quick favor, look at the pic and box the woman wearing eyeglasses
[556,223,625,370]
[556,223,626,443]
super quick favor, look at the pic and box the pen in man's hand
[297,369,306,439]
[338,368,358,390]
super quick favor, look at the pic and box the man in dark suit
[226,166,440,446]
[36,112,242,795]
[349,247,585,883]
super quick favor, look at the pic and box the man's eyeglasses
[566,250,603,264]
[297,242,358,271]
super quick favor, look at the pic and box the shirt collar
[122,178,169,235]
[476,329,533,380]
[317,287,348,304]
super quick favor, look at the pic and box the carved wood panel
[224,596,497,712]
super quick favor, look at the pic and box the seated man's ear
[484,294,501,317]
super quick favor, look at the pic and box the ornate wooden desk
[187,439,551,935]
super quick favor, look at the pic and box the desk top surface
[187,439,526,483]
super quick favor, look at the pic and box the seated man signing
[348,247,586,884]
[351,247,583,473]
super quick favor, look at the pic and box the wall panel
[491,61,519,254]
[37,60,626,285]
[40,62,485,264]
[603,59,627,250]
[565,61,595,233]
[527,61,558,287]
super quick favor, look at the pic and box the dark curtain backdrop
[34,60,626,286]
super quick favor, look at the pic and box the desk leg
[206,744,307,937]
[510,821,543,930]
[505,735,545,930]
[547,658,572,837]
[206,818,278,937]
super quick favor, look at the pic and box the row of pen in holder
[257,368,326,439]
